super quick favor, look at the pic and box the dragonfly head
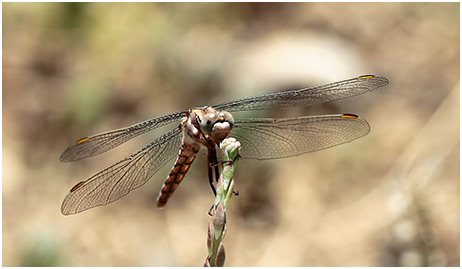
[200,110,234,143]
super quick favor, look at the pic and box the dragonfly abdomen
[156,143,198,207]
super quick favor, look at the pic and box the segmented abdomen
[156,143,198,207]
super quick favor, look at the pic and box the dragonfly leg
[210,152,241,167]
[207,148,217,197]
[207,162,217,196]
[208,204,215,216]
[212,150,220,182]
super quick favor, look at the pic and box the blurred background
[2,2,459,266]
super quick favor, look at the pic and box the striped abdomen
[156,143,198,207]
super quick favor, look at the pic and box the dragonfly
[60,75,389,215]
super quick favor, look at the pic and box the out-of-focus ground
[2,2,459,267]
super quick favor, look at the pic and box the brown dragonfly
[60,75,389,215]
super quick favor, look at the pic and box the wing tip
[357,74,390,86]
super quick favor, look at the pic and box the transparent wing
[214,75,388,112]
[60,111,186,162]
[230,114,370,160]
[61,126,183,215]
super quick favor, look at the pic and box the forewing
[61,126,183,215]
[230,114,370,160]
[214,75,388,112]
[60,111,186,162]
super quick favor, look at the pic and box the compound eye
[220,111,234,129]
[200,113,218,134]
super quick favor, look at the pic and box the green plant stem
[205,138,240,267]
